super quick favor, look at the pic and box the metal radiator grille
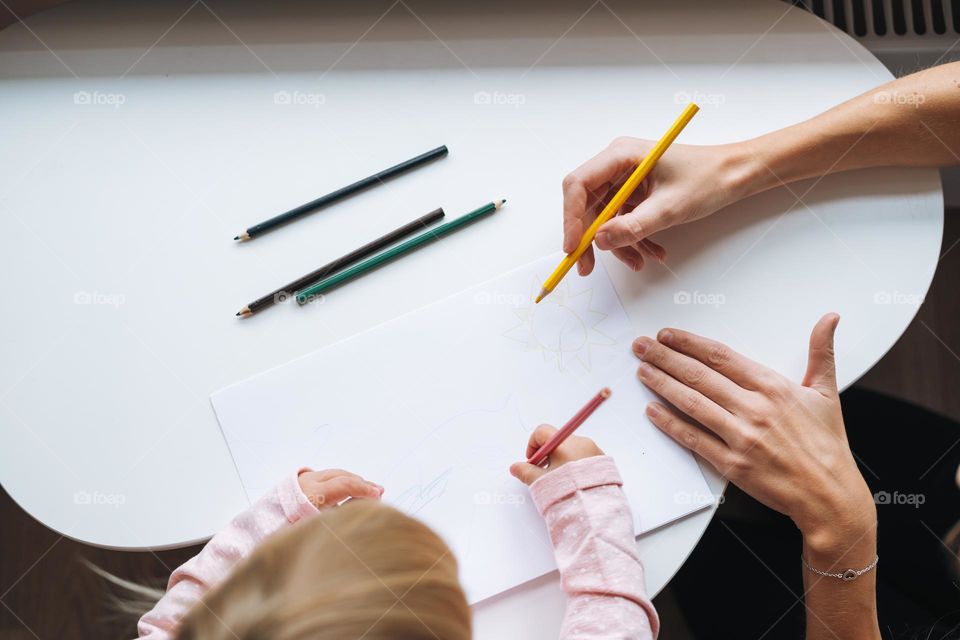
[787,0,960,46]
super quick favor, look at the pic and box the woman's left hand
[633,314,875,551]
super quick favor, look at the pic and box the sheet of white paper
[211,253,713,603]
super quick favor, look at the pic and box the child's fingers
[510,461,547,486]
[525,424,558,459]
[319,476,383,506]
[551,435,604,463]
[311,469,384,493]
[312,468,364,482]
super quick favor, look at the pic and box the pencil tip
[234,232,250,242]
[236,307,251,317]
[535,288,548,304]
[233,235,239,241]
[600,387,612,398]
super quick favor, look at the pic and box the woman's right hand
[562,137,758,275]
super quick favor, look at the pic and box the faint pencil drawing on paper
[502,278,616,372]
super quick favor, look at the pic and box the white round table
[0,1,942,637]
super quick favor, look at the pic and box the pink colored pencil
[528,387,611,467]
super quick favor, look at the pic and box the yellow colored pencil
[535,102,700,303]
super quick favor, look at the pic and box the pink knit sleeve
[136,469,319,639]
[530,456,659,639]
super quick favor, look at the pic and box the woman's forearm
[731,61,960,200]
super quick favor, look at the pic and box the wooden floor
[2,210,957,639]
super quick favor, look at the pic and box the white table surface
[0,0,942,637]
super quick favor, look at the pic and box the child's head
[175,500,471,639]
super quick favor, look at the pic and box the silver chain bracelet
[801,555,879,581]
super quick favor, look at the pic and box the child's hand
[509,424,604,485]
[298,468,384,510]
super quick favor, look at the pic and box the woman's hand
[562,137,756,275]
[633,314,875,551]
[297,468,384,510]
[509,424,604,485]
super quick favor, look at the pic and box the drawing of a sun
[502,279,615,372]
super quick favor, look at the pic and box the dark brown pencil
[236,207,445,317]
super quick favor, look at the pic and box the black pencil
[236,208,445,317]
[233,145,448,241]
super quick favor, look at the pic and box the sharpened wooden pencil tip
[236,307,251,317]
[234,232,250,242]
[535,287,549,304]
[600,387,612,399]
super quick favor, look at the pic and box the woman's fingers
[633,337,747,414]
[645,402,731,470]
[656,328,776,391]
[802,313,840,395]
[563,140,651,277]
[562,147,636,253]
[637,361,738,443]
[576,245,596,276]
[561,140,675,275]
[638,238,667,263]
[612,245,646,271]
[595,194,674,250]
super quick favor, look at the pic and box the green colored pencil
[296,199,506,304]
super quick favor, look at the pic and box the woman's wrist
[724,117,832,202]
[797,484,878,562]
[718,139,780,204]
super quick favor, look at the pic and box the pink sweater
[138,456,658,638]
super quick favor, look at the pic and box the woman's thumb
[802,313,840,394]
[595,198,668,250]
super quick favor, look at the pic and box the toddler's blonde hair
[175,500,471,639]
